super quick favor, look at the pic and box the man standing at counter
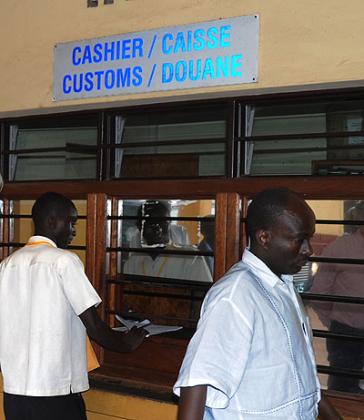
[174,188,341,419]
[0,192,147,420]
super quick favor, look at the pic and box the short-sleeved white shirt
[174,249,320,419]
[124,248,212,283]
[0,236,102,396]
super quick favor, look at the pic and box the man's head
[247,188,315,278]
[347,200,364,234]
[138,200,171,247]
[32,192,77,249]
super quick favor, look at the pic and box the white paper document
[114,315,183,336]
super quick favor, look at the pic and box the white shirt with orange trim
[0,235,101,396]
[124,245,212,283]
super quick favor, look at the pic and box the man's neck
[33,230,54,243]
[147,246,166,260]
[249,247,283,280]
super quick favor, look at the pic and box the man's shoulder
[206,260,256,300]
[2,246,79,266]
[51,249,83,268]
[31,245,75,260]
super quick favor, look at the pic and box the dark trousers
[327,320,364,393]
[3,392,87,420]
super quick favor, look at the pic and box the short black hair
[137,200,171,219]
[247,188,303,242]
[32,192,75,228]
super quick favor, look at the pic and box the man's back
[0,236,101,396]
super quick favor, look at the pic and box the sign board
[53,15,259,101]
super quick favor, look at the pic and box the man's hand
[122,326,148,351]
[79,306,147,353]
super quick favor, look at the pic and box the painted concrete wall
[0,376,178,420]
[1,0,364,116]
[0,379,360,420]
[0,2,363,418]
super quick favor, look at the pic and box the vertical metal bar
[108,197,119,326]
[235,102,243,177]
[226,100,236,178]
[225,192,241,270]
[98,111,106,180]
[244,105,255,175]
[240,196,249,255]
[8,125,18,181]
[214,192,227,281]
[0,123,4,181]
[115,116,126,178]
[2,199,11,260]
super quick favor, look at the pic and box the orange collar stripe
[25,241,55,248]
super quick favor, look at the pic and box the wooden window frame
[1,176,364,417]
[2,88,364,415]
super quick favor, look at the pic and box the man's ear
[47,214,57,230]
[255,229,271,249]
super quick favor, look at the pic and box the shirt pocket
[237,363,299,413]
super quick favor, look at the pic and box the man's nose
[301,239,313,256]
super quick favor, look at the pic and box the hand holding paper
[114,315,182,336]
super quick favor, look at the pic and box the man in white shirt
[0,192,146,420]
[124,200,212,283]
[174,188,341,420]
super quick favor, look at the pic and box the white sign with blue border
[53,15,259,101]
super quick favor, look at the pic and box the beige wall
[0,376,178,420]
[1,0,364,116]
[308,200,344,236]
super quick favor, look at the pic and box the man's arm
[79,306,147,353]
[178,385,207,420]
[318,394,343,420]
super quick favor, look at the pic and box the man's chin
[285,264,302,275]
[291,263,306,274]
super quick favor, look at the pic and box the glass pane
[11,127,98,181]
[112,105,227,178]
[14,127,97,150]
[107,198,215,327]
[304,199,364,394]
[246,100,364,176]
[253,101,364,135]
[14,151,97,181]
[117,143,225,178]
[123,106,226,142]
[306,307,364,394]
[109,199,215,281]
[123,119,225,143]
[250,140,326,175]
